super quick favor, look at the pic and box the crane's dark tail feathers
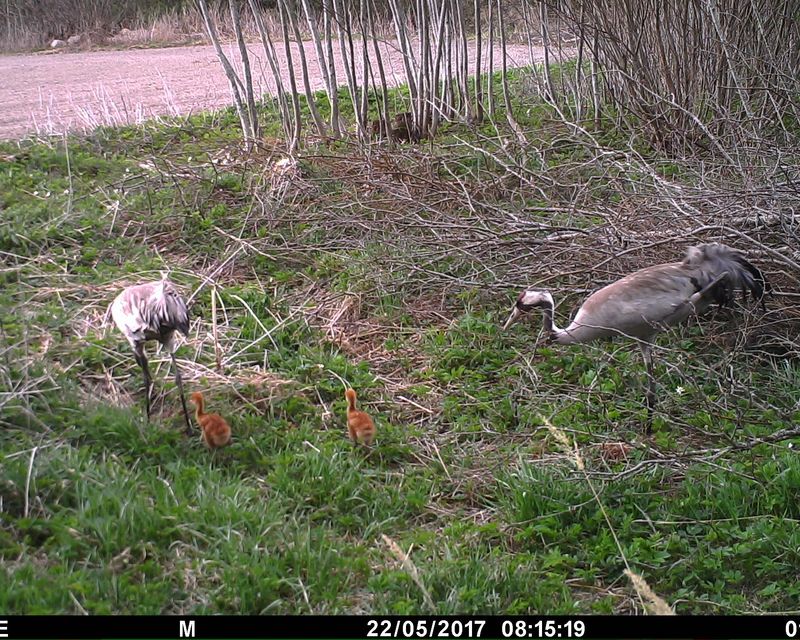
[685,243,770,311]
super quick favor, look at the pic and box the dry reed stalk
[212,285,222,373]
[381,534,436,612]
[624,569,675,615]
[24,445,39,518]
[538,414,677,615]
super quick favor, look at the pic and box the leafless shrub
[191,0,559,148]
[198,0,260,148]
[545,0,800,154]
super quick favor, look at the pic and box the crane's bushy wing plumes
[152,280,190,337]
[683,243,767,308]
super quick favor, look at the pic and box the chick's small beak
[502,306,523,331]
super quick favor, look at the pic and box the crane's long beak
[502,306,523,331]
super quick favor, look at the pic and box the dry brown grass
[1,2,209,52]
[1,0,395,53]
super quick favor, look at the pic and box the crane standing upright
[502,242,768,429]
[110,274,192,433]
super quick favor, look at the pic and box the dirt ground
[0,41,549,140]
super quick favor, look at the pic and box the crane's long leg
[133,345,152,422]
[639,342,655,433]
[171,352,192,435]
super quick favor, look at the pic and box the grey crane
[502,242,767,429]
[110,274,192,433]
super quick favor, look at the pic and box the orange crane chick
[189,392,232,449]
[345,388,376,446]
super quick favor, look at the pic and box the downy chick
[345,388,376,446]
[189,391,232,449]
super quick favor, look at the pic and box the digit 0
[501,621,525,638]
[787,621,797,638]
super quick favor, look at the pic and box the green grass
[1,73,799,615]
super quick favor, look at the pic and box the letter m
[179,620,196,638]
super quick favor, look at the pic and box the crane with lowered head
[502,242,768,430]
[109,273,192,433]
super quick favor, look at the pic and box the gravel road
[0,40,549,140]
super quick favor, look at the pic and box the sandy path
[0,41,547,140]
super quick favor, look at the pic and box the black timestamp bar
[1,614,799,639]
